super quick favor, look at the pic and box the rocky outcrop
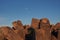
[0,18,60,40]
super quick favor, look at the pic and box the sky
[0,0,60,27]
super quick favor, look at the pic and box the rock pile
[0,18,60,40]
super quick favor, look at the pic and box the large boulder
[1,26,23,40]
[31,18,40,29]
[12,20,25,40]
[12,20,23,30]
[40,18,50,30]
[39,18,51,40]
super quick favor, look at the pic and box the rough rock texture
[58,30,60,40]
[0,28,5,40]
[1,27,23,40]
[55,23,60,40]
[0,18,60,40]
[38,18,51,40]
[31,18,40,29]
[51,25,57,40]
[12,20,23,30]
[12,20,25,40]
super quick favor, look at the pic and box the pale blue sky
[0,0,60,27]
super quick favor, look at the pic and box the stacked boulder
[0,18,60,40]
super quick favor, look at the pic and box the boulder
[31,18,40,29]
[39,18,51,40]
[1,27,23,40]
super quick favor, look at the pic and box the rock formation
[0,18,60,40]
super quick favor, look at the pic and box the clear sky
[0,0,60,27]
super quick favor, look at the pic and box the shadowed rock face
[50,24,55,31]
[31,18,41,40]
[51,23,60,40]
[0,18,60,40]
[23,25,30,34]
[51,30,58,40]
[25,27,36,40]
[50,24,57,40]
[55,23,60,40]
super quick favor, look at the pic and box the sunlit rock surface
[0,18,60,40]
